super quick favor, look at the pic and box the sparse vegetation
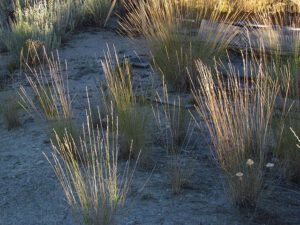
[1,0,300,224]
[168,156,193,195]
[152,80,194,155]
[1,95,22,130]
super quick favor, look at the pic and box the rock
[122,55,150,69]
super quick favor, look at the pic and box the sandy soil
[0,28,300,225]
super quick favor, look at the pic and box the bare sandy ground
[0,28,300,225]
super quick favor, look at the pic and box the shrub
[0,0,114,63]
[0,0,60,62]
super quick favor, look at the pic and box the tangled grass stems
[45,102,138,225]
[191,58,279,208]
[19,46,72,121]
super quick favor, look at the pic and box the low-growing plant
[152,79,194,155]
[45,105,137,225]
[168,156,193,195]
[101,48,150,158]
[19,47,72,121]
[1,95,22,130]
[191,59,279,208]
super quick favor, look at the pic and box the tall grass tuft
[19,47,72,121]
[101,48,149,158]
[191,58,279,208]
[45,104,137,225]
[121,0,242,90]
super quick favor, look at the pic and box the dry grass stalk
[45,101,137,225]
[290,127,300,149]
[19,46,72,121]
[101,47,149,158]
[191,58,279,207]
[120,0,242,90]
[152,79,194,155]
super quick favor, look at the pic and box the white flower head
[246,159,254,166]
[236,172,244,177]
[266,163,274,168]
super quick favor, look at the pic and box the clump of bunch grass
[191,59,279,208]
[45,104,137,225]
[121,0,242,90]
[152,79,194,155]
[19,47,72,121]
[248,10,300,99]
[101,48,149,159]
[1,95,22,130]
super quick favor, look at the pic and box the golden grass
[19,47,72,121]
[45,102,137,225]
[101,48,150,158]
[121,0,242,90]
[191,58,279,207]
